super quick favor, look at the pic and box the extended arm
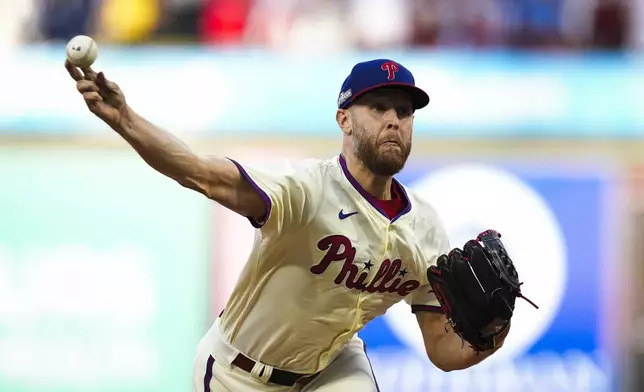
[115,106,264,219]
[66,61,265,222]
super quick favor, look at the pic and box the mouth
[380,140,401,148]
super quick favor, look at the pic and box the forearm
[113,105,211,192]
[429,329,496,371]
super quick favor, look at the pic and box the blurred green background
[0,149,210,391]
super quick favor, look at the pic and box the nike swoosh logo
[338,210,359,220]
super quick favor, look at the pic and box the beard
[353,124,411,176]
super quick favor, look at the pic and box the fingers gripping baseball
[65,60,126,125]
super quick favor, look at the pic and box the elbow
[174,159,218,198]
[426,350,457,372]
[439,364,458,372]
[430,359,458,373]
[434,364,453,373]
[176,175,210,196]
[426,347,473,372]
[427,348,487,372]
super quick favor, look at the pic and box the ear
[336,109,352,136]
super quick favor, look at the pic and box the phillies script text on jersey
[310,235,420,296]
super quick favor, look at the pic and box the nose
[383,109,400,130]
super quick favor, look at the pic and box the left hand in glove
[427,230,538,353]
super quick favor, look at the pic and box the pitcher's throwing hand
[65,60,126,126]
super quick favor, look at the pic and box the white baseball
[66,35,98,68]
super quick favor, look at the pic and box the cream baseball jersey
[218,154,451,374]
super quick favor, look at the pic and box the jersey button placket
[385,225,394,252]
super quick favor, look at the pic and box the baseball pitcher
[65,58,537,391]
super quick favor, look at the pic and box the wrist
[114,105,134,133]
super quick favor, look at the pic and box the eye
[397,107,412,117]
[372,104,386,112]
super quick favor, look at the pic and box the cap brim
[401,84,430,110]
[351,82,430,110]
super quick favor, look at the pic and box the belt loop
[250,362,274,384]
[261,364,274,383]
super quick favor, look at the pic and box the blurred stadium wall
[2,1,644,390]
